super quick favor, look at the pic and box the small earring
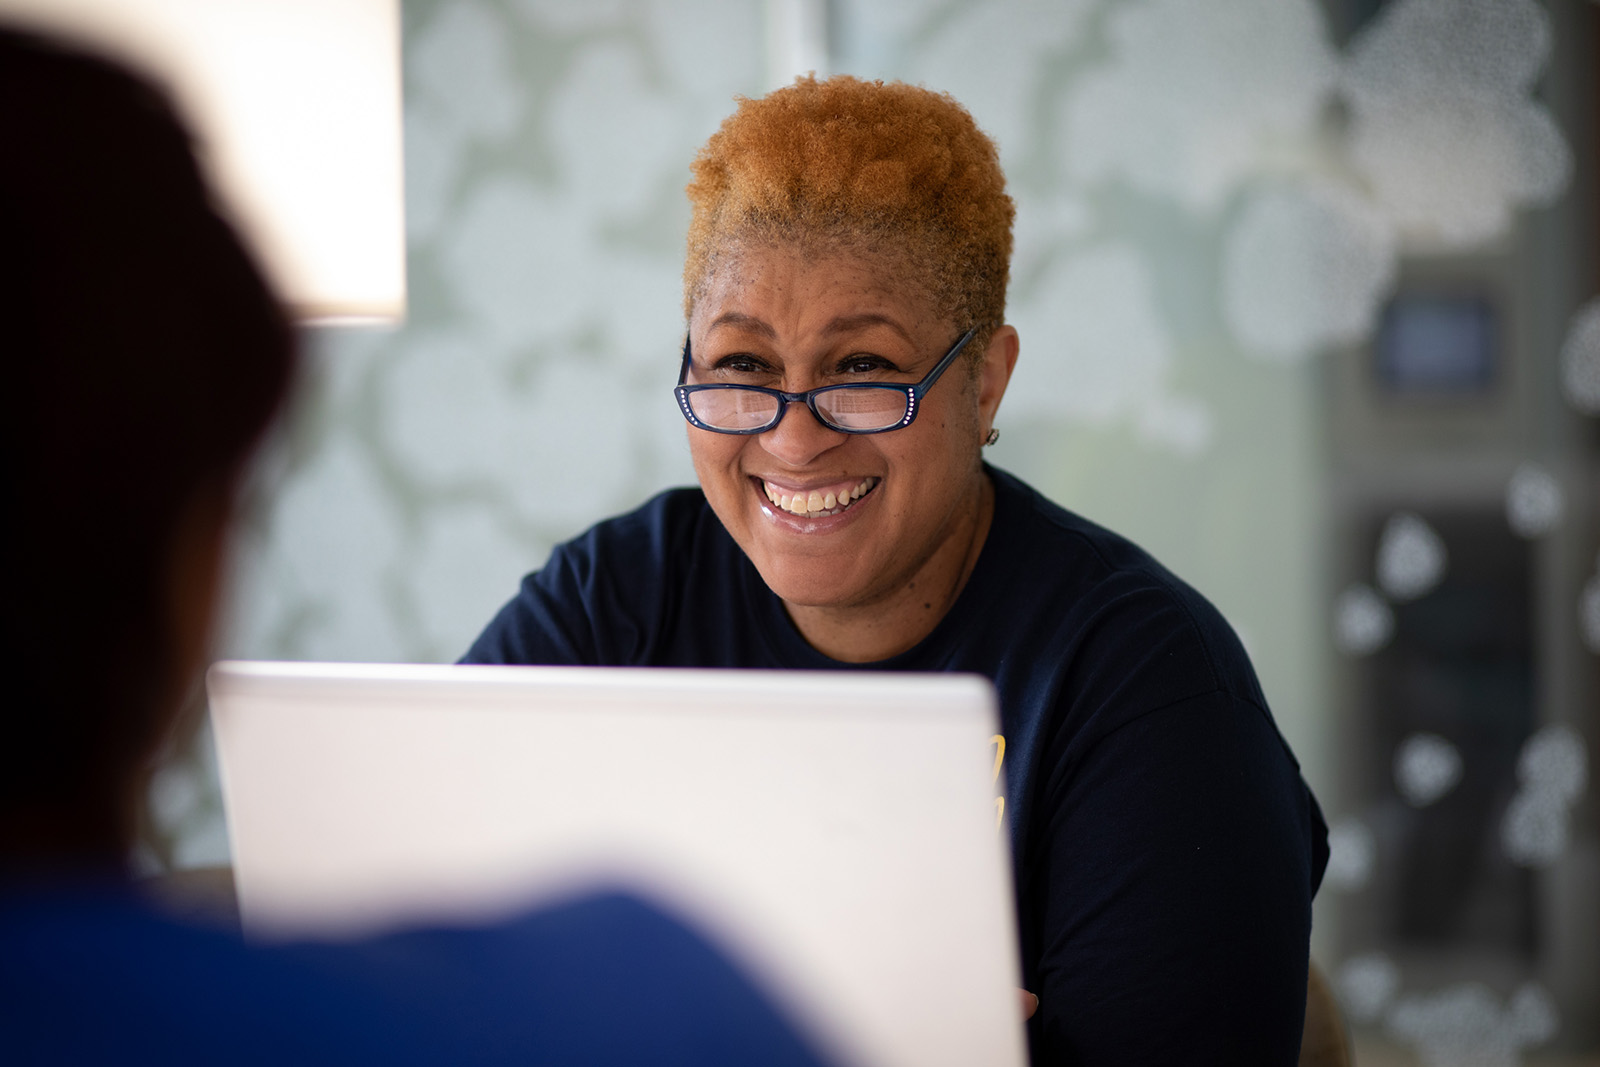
[983,428,999,447]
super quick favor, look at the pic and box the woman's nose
[758,401,846,467]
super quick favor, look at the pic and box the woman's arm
[1021,691,1322,1065]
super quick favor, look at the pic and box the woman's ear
[977,324,1019,435]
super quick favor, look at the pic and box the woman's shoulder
[533,486,735,587]
[566,485,722,555]
[982,466,1260,703]
[464,487,737,665]
[987,466,1206,605]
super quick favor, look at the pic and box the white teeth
[761,476,878,517]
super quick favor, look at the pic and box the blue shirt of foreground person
[0,28,828,1067]
[1,883,823,1065]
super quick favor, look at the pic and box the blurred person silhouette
[0,28,829,1066]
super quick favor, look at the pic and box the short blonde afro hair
[684,75,1014,343]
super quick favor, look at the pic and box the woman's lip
[755,475,874,495]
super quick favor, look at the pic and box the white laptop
[207,661,1025,1067]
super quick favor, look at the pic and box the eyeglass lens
[686,386,909,432]
[686,390,782,431]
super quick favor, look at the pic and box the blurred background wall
[138,0,1597,1061]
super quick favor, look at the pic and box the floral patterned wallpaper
[144,0,1596,1060]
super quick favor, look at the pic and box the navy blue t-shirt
[0,882,829,1065]
[466,465,1329,1065]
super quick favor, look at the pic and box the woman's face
[685,242,1015,623]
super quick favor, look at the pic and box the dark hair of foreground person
[0,29,829,1066]
[0,29,295,868]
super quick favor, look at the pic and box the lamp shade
[0,0,406,322]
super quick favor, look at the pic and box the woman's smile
[756,475,879,518]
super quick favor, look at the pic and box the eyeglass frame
[673,325,982,436]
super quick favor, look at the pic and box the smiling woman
[466,75,1330,1065]
[682,244,1012,662]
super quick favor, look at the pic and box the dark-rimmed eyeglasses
[673,326,979,435]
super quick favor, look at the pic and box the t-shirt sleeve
[460,494,691,666]
[460,535,609,665]
[1023,690,1321,1065]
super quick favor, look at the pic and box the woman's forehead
[692,240,946,340]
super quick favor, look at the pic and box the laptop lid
[207,661,1025,1067]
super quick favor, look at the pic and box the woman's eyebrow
[705,311,912,345]
[822,314,913,345]
[705,312,776,338]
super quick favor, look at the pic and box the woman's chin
[745,548,882,613]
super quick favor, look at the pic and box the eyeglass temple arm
[910,326,981,397]
[677,334,693,386]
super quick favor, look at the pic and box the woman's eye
[713,354,768,375]
[840,356,895,375]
